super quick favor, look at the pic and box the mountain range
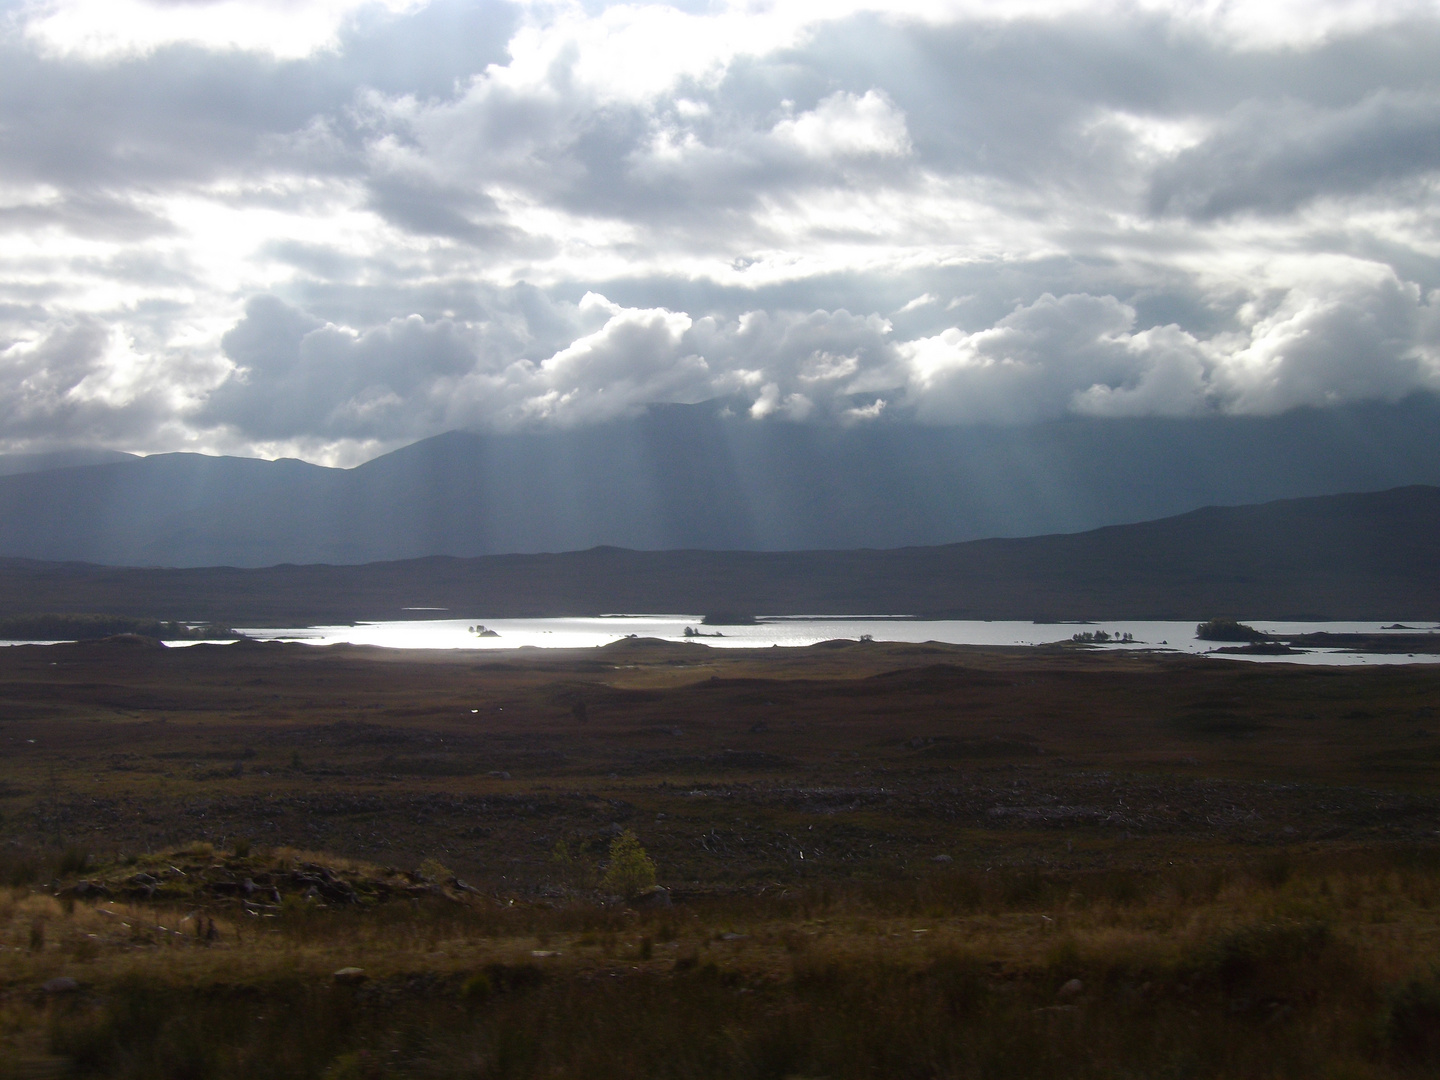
[4,395,1440,567]
[1,485,1436,624]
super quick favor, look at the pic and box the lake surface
[226,616,1440,665]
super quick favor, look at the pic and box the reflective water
[228,616,1440,665]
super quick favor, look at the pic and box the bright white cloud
[773,91,912,159]
[1,0,1439,461]
[18,0,426,59]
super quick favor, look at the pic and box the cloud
[900,293,1212,424]
[772,90,912,160]
[0,315,222,450]
[20,0,427,60]
[0,0,1439,462]
[1211,266,1440,413]
[198,292,901,448]
[1150,90,1440,219]
[901,274,1440,424]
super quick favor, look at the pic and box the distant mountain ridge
[1,486,1436,623]
[0,448,135,477]
[3,395,1440,567]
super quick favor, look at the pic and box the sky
[1,0,1438,467]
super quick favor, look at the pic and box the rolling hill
[0,485,1435,624]
[4,395,1440,567]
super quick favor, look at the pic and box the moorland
[1,636,1439,1078]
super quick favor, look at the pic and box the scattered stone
[333,967,367,985]
[42,977,79,995]
[632,886,672,909]
[931,854,953,863]
[1057,978,1084,999]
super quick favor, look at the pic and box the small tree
[602,830,656,898]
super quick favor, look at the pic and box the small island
[1071,630,1135,644]
[468,625,501,637]
[1195,617,1268,642]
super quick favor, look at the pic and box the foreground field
[1,637,1439,1077]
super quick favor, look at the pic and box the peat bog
[1,636,1439,1078]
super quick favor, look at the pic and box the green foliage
[602,830,656,898]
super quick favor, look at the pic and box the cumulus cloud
[901,275,1440,424]
[772,91,912,160]
[0,316,222,451]
[0,0,1439,461]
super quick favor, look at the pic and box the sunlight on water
[225,617,1440,666]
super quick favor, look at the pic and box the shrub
[57,846,91,876]
[461,973,493,1005]
[1388,972,1440,1063]
[602,830,657,898]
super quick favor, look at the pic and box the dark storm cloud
[1151,91,1440,219]
[203,294,479,439]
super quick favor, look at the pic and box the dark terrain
[4,394,1440,566]
[3,638,1440,1079]
[1,485,1437,624]
[3,637,1438,886]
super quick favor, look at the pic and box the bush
[58,846,91,876]
[602,830,657,898]
[1388,972,1440,1063]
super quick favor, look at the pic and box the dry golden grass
[0,844,1439,1078]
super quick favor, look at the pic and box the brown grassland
[1,635,1439,1078]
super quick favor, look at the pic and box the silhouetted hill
[2,395,1440,566]
[0,486,1435,624]
[0,448,135,477]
